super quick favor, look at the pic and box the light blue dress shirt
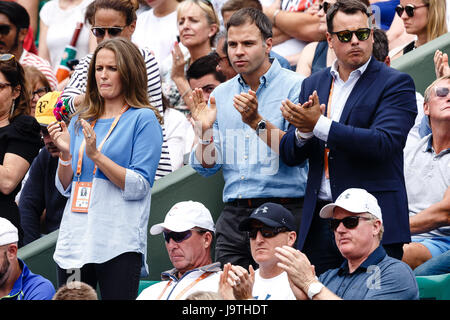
[190,58,308,202]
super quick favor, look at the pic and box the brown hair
[93,0,139,26]
[0,57,30,119]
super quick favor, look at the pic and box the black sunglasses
[319,1,331,14]
[91,26,126,38]
[395,4,428,18]
[435,86,450,98]
[32,86,50,98]
[330,28,371,43]
[163,230,193,243]
[248,226,288,239]
[0,24,12,36]
[329,216,372,231]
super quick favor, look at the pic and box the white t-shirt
[163,107,195,171]
[132,9,179,64]
[252,269,296,300]
[39,0,93,72]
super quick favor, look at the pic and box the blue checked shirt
[190,58,308,202]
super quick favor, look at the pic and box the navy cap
[239,202,297,231]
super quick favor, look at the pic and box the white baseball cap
[319,188,383,222]
[0,217,18,246]
[150,201,215,235]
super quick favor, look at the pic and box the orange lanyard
[324,80,334,179]
[75,104,129,179]
[157,272,213,300]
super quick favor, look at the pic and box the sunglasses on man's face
[91,26,125,38]
[329,216,372,231]
[331,28,371,43]
[0,25,12,36]
[395,4,428,18]
[435,86,450,98]
[163,230,193,243]
[319,1,331,14]
[248,226,288,240]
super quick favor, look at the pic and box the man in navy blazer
[279,0,417,275]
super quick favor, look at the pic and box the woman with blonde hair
[392,0,447,59]
[161,0,219,112]
[48,38,163,300]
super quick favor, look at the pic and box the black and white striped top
[61,47,172,179]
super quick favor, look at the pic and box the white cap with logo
[0,217,18,246]
[319,188,383,222]
[150,201,215,235]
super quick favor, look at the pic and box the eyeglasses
[0,53,15,61]
[395,4,429,18]
[435,86,449,98]
[91,26,126,38]
[0,25,12,36]
[329,216,372,231]
[0,82,11,90]
[32,87,50,99]
[248,226,288,239]
[330,28,371,43]
[319,1,331,14]
[163,230,193,243]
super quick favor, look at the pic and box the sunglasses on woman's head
[247,226,288,239]
[395,4,428,18]
[330,28,371,43]
[329,216,372,231]
[91,26,125,38]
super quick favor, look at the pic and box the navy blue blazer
[280,58,417,250]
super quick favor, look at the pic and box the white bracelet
[199,136,213,145]
[59,158,72,167]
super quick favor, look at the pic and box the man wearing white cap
[0,218,55,300]
[275,188,419,300]
[137,201,221,300]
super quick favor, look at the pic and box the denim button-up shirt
[190,58,308,202]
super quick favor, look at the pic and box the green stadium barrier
[18,165,225,287]
[416,273,450,300]
[391,32,450,95]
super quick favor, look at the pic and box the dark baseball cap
[239,202,297,231]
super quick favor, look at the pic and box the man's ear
[326,32,333,49]
[265,37,273,54]
[18,27,28,43]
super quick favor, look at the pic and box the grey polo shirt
[319,246,419,300]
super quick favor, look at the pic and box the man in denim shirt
[189,8,307,269]
[276,188,419,300]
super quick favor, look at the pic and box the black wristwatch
[255,119,266,135]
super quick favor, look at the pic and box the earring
[10,100,15,117]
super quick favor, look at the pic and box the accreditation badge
[71,181,92,213]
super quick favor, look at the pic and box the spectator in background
[49,38,163,300]
[0,1,57,89]
[263,0,322,68]
[19,91,68,246]
[214,30,238,80]
[0,217,55,300]
[60,0,173,180]
[392,0,447,59]
[23,66,51,117]
[160,0,219,113]
[402,76,450,270]
[137,201,220,300]
[132,0,183,64]
[0,54,41,247]
[38,0,95,72]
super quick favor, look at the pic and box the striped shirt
[19,49,58,90]
[61,47,172,179]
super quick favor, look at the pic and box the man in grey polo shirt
[275,188,419,300]
[402,75,450,271]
